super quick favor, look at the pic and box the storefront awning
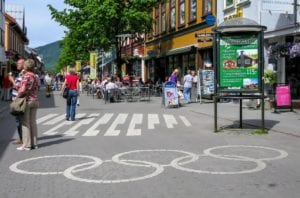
[166,46,197,56]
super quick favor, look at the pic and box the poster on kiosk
[164,81,178,107]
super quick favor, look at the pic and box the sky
[6,0,67,48]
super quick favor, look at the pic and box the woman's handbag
[10,97,27,115]
[63,87,69,99]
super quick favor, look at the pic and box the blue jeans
[66,90,78,120]
[183,87,192,103]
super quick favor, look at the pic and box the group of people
[8,58,39,151]
[169,68,198,103]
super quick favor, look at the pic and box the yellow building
[145,0,216,82]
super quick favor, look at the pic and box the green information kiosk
[213,18,267,132]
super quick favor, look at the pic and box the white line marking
[104,114,128,136]
[82,113,114,136]
[163,114,178,129]
[179,116,191,127]
[43,114,66,125]
[43,113,86,135]
[37,114,58,124]
[148,114,159,130]
[64,114,99,136]
[127,114,143,136]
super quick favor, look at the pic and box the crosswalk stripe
[127,114,143,136]
[163,114,178,129]
[43,113,86,135]
[82,113,114,136]
[148,114,160,130]
[43,114,66,125]
[104,114,128,136]
[179,116,191,127]
[64,114,99,136]
[37,114,58,124]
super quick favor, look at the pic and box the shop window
[203,0,212,16]
[178,0,185,27]
[189,0,197,22]
[161,3,166,33]
[170,0,176,30]
[183,54,189,74]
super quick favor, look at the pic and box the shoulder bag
[10,97,27,115]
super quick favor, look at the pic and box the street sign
[205,14,216,26]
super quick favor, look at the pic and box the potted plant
[263,69,277,108]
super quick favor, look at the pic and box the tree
[48,0,162,73]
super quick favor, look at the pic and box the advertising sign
[201,70,214,95]
[75,60,81,72]
[164,81,178,107]
[219,34,259,92]
[89,52,97,79]
[276,85,291,107]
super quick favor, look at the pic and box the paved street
[0,90,300,198]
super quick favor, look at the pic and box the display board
[163,81,179,108]
[201,70,214,95]
[219,34,260,92]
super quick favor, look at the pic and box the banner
[89,52,97,79]
[75,60,81,72]
[219,35,259,91]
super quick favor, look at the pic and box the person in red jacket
[3,72,13,101]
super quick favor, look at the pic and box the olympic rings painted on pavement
[9,145,288,184]
[9,155,103,175]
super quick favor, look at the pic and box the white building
[0,0,5,75]
[217,0,300,101]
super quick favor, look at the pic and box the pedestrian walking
[61,67,80,121]
[9,58,25,145]
[77,78,82,106]
[183,70,193,103]
[45,73,52,97]
[16,59,39,151]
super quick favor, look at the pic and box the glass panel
[171,8,176,29]
[179,2,185,25]
[226,0,234,7]
[190,0,197,21]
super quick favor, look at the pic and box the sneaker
[12,139,22,145]
[17,146,31,151]
[31,145,38,149]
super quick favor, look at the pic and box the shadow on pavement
[220,119,280,130]
[38,90,57,109]
[38,138,74,148]
[38,134,64,140]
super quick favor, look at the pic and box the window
[148,10,153,39]
[203,0,212,16]
[178,0,185,26]
[189,0,197,22]
[225,0,234,8]
[170,0,176,30]
[0,29,4,47]
[155,6,159,36]
[161,3,166,33]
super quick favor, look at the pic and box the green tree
[48,0,162,73]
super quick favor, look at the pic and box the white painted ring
[9,155,103,175]
[63,159,164,184]
[111,149,199,167]
[171,154,266,175]
[203,145,288,161]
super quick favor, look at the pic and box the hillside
[35,41,61,71]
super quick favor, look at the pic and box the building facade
[145,0,216,83]
[217,0,300,100]
[4,12,28,73]
[0,0,5,76]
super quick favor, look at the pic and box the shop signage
[219,34,259,91]
[275,85,291,107]
[163,81,179,107]
[89,52,97,79]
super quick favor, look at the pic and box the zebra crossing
[37,113,192,137]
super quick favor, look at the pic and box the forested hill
[36,40,61,71]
